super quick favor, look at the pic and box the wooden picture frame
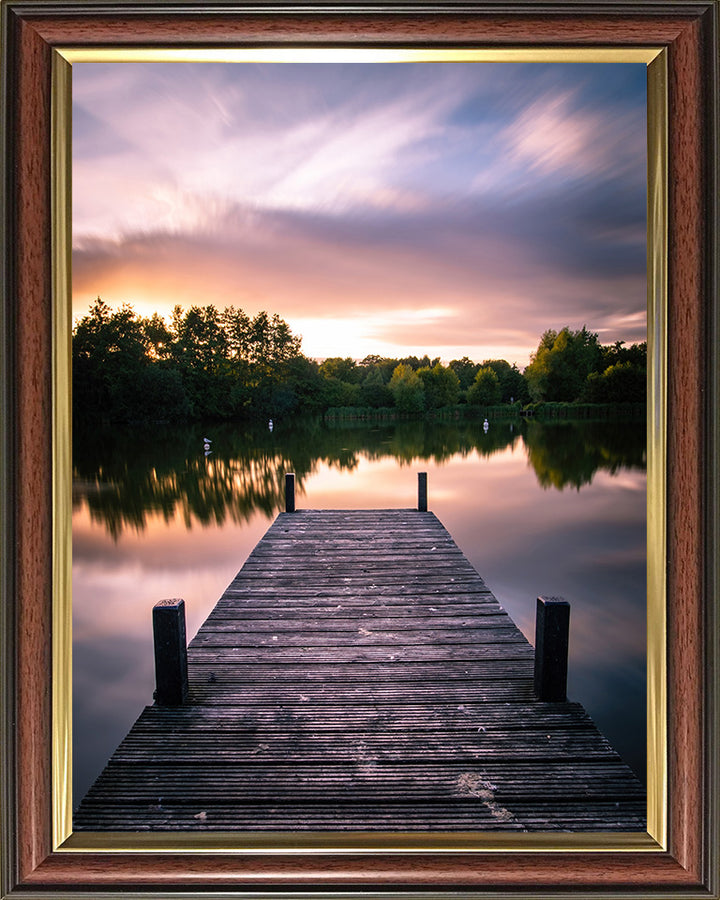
[1,1,717,896]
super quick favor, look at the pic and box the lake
[72,415,647,808]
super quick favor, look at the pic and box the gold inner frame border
[52,45,667,855]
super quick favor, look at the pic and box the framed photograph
[1,2,717,897]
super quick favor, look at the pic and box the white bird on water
[203,437,212,455]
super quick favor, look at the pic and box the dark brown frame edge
[1,1,717,896]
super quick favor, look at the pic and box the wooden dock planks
[74,509,646,832]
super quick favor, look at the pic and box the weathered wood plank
[74,509,645,833]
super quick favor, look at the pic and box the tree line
[72,298,647,424]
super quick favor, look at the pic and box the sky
[72,61,647,367]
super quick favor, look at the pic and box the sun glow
[292,308,458,361]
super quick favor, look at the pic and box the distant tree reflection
[522,420,646,490]
[73,417,646,538]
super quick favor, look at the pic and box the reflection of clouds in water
[305,455,422,508]
[73,505,271,577]
[569,661,646,781]
[73,423,647,800]
[591,469,646,492]
[424,451,646,782]
[71,418,643,538]
[73,511,273,801]
[73,634,154,804]
[72,509,278,803]
[73,510,272,641]
[434,455,645,659]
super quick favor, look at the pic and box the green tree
[222,306,252,362]
[73,297,156,422]
[467,366,501,406]
[600,340,647,370]
[73,299,308,423]
[389,363,425,413]
[245,311,303,414]
[319,357,361,383]
[273,355,324,414]
[584,362,646,403]
[360,367,393,408]
[321,377,361,408]
[267,313,302,364]
[170,305,232,417]
[449,357,480,391]
[481,359,528,404]
[417,362,460,409]
[524,326,602,402]
[360,355,400,383]
[171,305,228,373]
[142,312,174,361]
[397,355,438,372]
[73,297,149,367]
[135,366,191,421]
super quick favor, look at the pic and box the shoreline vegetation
[323,402,645,423]
[73,298,647,426]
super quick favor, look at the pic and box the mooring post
[533,595,570,702]
[418,472,428,512]
[285,472,296,512]
[153,598,189,706]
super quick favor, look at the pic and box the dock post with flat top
[418,472,427,512]
[153,598,188,706]
[534,595,570,702]
[285,472,296,512]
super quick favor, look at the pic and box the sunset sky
[72,61,647,366]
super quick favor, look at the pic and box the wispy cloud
[72,61,647,363]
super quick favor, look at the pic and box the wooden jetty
[74,479,646,832]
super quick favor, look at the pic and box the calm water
[72,416,647,807]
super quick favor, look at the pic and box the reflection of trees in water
[73,417,646,538]
[522,420,646,490]
[323,419,520,466]
[73,422,314,540]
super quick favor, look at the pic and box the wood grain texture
[21,849,700,888]
[12,11,54,882]
[20,13,697,47]
[73,510,646,833]
[4,1,714,893]
[666,12,707,882]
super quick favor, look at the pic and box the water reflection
[524,419,646,490]
[73,418,645,537]
[73,416,647,804]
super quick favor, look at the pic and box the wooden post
[153,599,188,706]
[534,596,570,702]
[285,472,295,513]
[418,472,428,512]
